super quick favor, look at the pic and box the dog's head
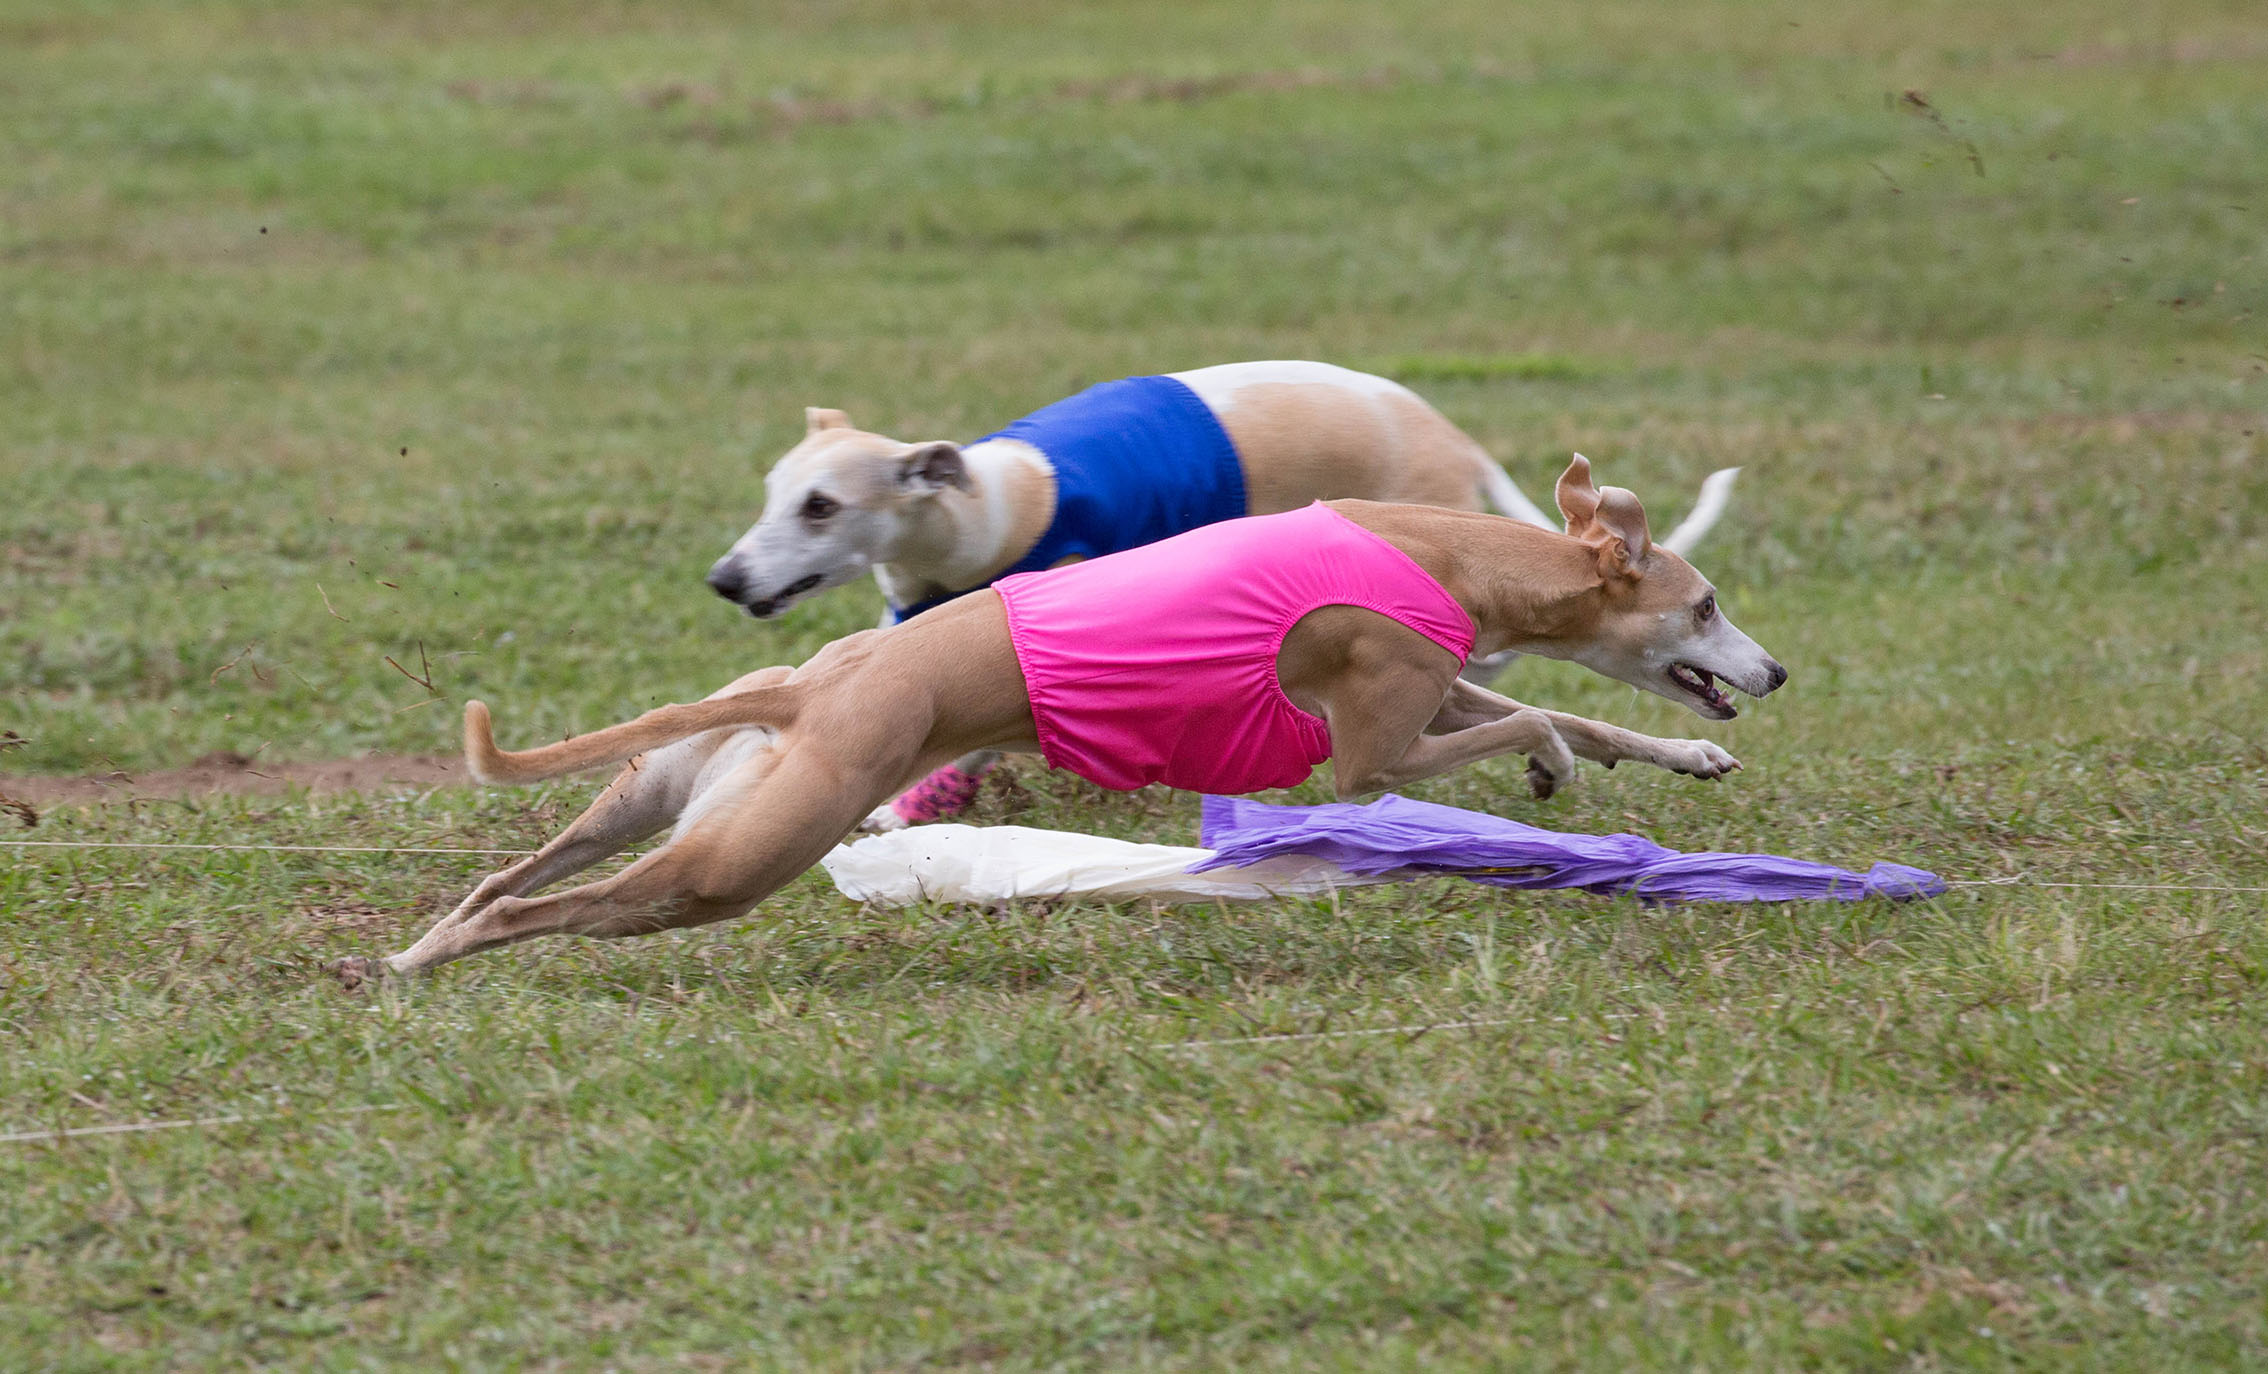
[705,407,969,619]
[1550,455,1786,720]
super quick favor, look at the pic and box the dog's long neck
[1334,501,1610,662]
[874,439,1058,609]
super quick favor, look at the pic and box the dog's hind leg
[452,667,793,901]
[423,739,717,930]
[339,672,796,988]
[331,741,725,988]
[381,730,922,975]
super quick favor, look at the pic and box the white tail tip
[1659,466,1741,556]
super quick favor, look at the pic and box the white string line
[0,839,531,857]
[1944,877,2268,894]
[0,1101,406,1146]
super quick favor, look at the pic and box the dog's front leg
[1315,656,1576,800]
[1337,708,1579,800]
[1432,680,1739,781]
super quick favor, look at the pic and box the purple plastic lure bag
[1195,793,1944,903]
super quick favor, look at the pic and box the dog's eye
[800,492,838,522]
[1696,593,1716,622]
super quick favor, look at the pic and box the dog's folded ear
[1556,454,1601,536]
[898,441,969,493]
[1558,455,1650,581]
[806,407,852,433]
[1590,486,1651,580]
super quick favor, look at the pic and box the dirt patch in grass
[2,751,465,810]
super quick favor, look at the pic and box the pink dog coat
[993,503,1475,794]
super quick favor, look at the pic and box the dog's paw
[858,802,909,834]
[1668,740,1741,780]
[1526,756,1562,800]
[327,955,389,993]
[1515,711,1576,800]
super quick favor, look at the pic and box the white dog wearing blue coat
[703,361,1739,829]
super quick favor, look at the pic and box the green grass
[5,0,2268,1366]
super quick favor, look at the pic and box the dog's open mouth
[1668,662,1736,716]
[747,574,825,617]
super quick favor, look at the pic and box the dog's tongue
[1674,663,1734,713]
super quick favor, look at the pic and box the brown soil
[1,751,466,811]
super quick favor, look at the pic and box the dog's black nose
[706,563,746,602]
[1765,660,1790,692]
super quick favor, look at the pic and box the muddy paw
[1526,756,1563,800]
[328,955,389,992]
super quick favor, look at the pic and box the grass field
[5,0,2268,1366]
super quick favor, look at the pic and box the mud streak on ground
[1,752,464,809]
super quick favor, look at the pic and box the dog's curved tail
[1657,466,1741,557]
[1468,452,1558,530]
[1472,449,1739,556]
[464,685,804,786]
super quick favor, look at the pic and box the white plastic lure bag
[820,824,1389,906]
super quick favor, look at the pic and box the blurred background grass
[4,0,2261,771]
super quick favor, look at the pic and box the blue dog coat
[888,375,1247,622]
